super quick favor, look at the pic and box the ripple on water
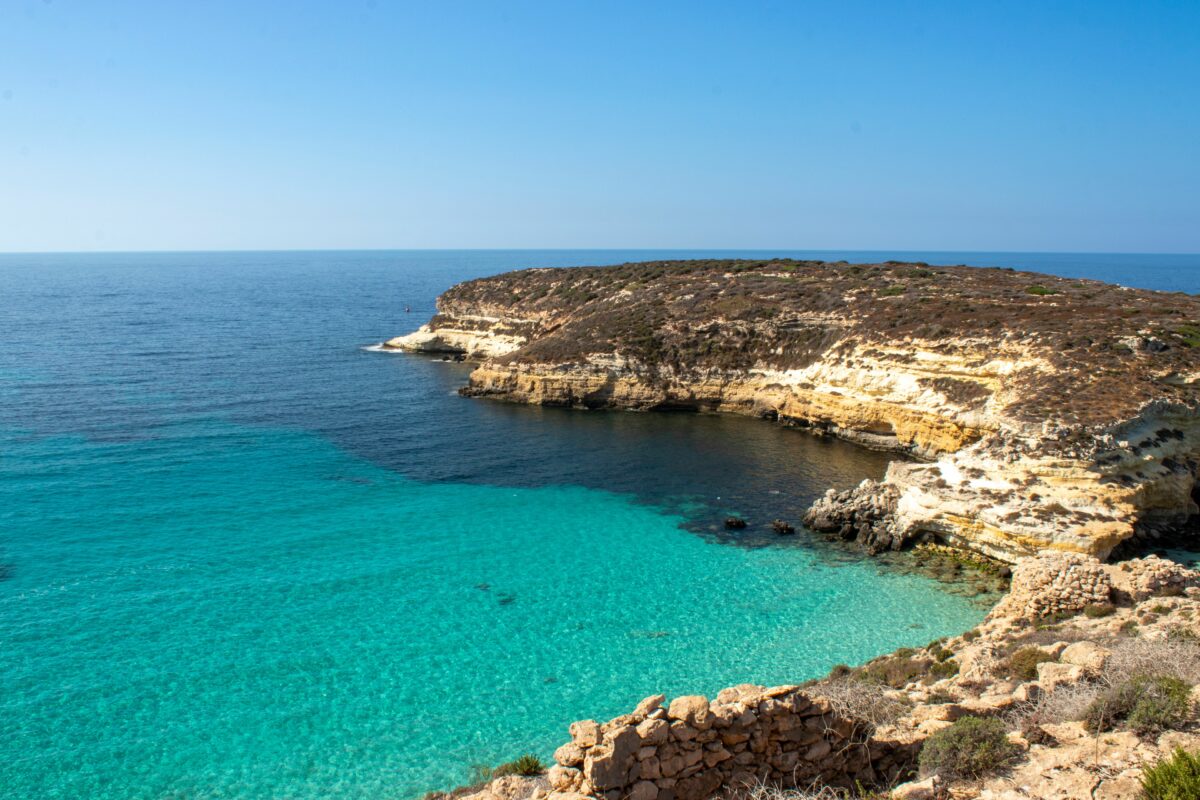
[0,423,989,800]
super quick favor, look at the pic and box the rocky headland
[385,259,1200,563]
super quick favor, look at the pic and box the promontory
[384,259,1200,563]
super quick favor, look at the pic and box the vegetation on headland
[435,258,1200,427]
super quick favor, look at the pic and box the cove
[0,420,987,800]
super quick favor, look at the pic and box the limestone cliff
[384,258,1200,562]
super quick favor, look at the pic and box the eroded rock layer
[385,259,1200,561]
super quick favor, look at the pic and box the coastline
[383,258,1200,565]
[434,552,1200,800]
[385,258,1200,799]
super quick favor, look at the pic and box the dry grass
[1106,637,1200,684]
[1009,635,1200,731]
[721,777,887,800]
[811,677,913,731]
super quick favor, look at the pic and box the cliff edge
[384,259,1200,562]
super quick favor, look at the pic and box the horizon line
[2,247,1200,257]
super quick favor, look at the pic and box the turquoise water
[2,250,1195,799]
[1,422,983,799]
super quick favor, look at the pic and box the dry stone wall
[544,685,918,800]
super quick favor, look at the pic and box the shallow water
[1,249,1196,799]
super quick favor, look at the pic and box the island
[385,258,1200,564]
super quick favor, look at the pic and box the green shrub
[1120,620,1140,636]
[962,629,981,642]
[918,716,1020,780]
[1026,285,1059,296]
[930,659,959,680]
[1168,627,1200,643]
[1004,647,1057,681]
[827,663,853,679]
[493,754,545,777]
[1173,325,1200,348]
[1141,748,1200,800]
[878,285,906,296]
[860,656,928,688]
[1084,603,1117,618]
[1084,675,1192,734]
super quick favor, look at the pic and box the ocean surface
[1,249,1197,800]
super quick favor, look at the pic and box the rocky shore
[441,553,1200,800]
[386,259,1200,563]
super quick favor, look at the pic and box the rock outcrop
[386,259,1200,562]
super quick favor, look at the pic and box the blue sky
[1,1,1197,252]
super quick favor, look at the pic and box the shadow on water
[346,356,1008,608]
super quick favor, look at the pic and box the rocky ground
[435,553,1200,800]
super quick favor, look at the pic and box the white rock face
[382,318,527,358]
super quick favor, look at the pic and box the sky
[1,0,1198,253]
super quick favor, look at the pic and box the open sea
[2,249,1198,799]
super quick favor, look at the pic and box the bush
[918,716,1020,780]
[860,655,928,688]
[1083,603,1116,618]
[1141,748,1200,800]
[1004,647,1057,681]
[931,646,955,663]
[930,659,960,680]
[1084,675,1192,734]
[493,754,545,777]
[1026,285,1059,296]
[815,676,913,731]
[1108,638,1200,684]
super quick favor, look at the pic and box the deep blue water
[1,249,1196,800]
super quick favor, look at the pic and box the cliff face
[384,259,1200,562]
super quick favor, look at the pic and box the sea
[2,249,1198,799]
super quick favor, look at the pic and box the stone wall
[988,551,1197,621]
[543,685,919,800]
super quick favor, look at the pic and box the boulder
[634,694,666,717]
[547,766,582,792]
[636,718,669,745]
[891,776,942,800]
[570,720,601,748]
[667,696,713,730]
[628,780,658,800]
[583,725,640,790]
[1060,641,1111,675]
[554,743,585,768]
[1037,662,1087,692]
